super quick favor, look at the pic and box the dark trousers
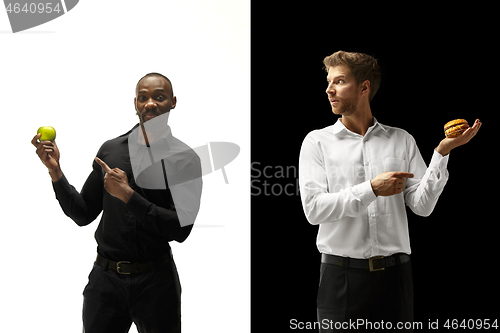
[317,259,414,332]
[82,259,182,333]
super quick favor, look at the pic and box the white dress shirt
[299,117,449,258]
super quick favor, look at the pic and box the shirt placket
[362,135,379,256]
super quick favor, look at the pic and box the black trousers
[317,259,414,332]
[82,258,182,333]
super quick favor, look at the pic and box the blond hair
[323,51,381,101]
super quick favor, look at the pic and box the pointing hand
[370,171,414,197]
[95,157,134,203]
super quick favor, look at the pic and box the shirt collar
[134,112,172,148]
[332,118,346,135]
[374,117,388,132]
[332,117,387,135]
[127,115,173,183]
[135,125,173,147]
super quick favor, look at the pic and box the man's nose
[144,100,157,110]
[326,82,335,95]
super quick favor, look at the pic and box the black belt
[95,252,172,275]
[321,253,410,272]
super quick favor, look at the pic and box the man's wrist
[435,143,451,157]
[49,167,63,182]
[370,179,380,197]
[119,187,134,204]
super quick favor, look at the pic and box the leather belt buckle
[117,261,131,275]
[369,256,385,272]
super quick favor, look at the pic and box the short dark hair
[136,72,174,97]
[323,51,381,102]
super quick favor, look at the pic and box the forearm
[126,191,193,243]
[49,166,63,182]
[52,164,103,226]
[116,186,134,204]
[405,150,449,216]
[52,174,98,226]
[435,143,451,157]
[300,180,377,225]
[299,136,379,224]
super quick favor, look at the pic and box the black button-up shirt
[52,124,201,262]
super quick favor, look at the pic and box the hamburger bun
[444,119,469,138]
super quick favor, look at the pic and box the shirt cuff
[51,173,71,194]
[352,180,377,203]
[125,191,149,220]
[430,149,449,170]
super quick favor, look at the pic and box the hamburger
[444,119,469,138]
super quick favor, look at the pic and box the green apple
[37,126,56,142]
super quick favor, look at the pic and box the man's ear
[134,97,142,120]
[360,80,371,97]
[171,96,177,110]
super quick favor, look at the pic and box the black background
[251,3,498,332]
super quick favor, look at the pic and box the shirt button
[364,161,370,166]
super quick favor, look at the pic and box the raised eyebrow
[138,89,167,93]
[327,75,346,81]
[137,89,167,99]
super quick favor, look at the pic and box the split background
[1,1,499,332]
[0,1,249,332]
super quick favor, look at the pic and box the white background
[0,1,250,332]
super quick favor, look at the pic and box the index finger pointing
[394,172,414,178]
[95,157,112,173]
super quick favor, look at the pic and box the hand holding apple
[31,130,62,182]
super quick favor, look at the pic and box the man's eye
[157,95,164,101]
[338,79,345,84]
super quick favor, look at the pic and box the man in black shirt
[31,73,202,333]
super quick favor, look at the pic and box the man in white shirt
[299,51,481,332]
